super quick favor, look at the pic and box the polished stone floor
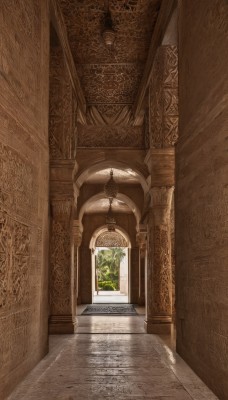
[93,291,128,304]
[8,314,218,400]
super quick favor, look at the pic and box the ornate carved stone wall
[49,41,78,160]
[176,1,228,399]
[50,216,71,315]
[149,45,178,148]
[0,1,50,398]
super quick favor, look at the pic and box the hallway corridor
[8,316,218,400]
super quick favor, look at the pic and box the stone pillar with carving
[73,220,82,308]
[136,228,147,306]
[145,186,174,333]
[49,197,76,334]
[49,160,78,334]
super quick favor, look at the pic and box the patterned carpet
[81,304,137,315]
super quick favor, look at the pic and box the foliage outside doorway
[96,247,126,292]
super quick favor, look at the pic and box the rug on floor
[81,304,137,315]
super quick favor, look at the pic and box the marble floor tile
[7,316,219,400]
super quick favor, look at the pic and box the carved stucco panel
[149,45,178,148]
[49,46,77,160]
[1,0,42,125]
[0,143,38,217]
[50,220,71,315]
[0,206,31,311]
[78,124,144,148]
[152,226,171,315]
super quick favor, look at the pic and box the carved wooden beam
[50,0,87,122]
[132,0,176,122]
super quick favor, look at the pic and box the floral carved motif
[150,45,178,148]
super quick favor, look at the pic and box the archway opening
[92,231,129,304]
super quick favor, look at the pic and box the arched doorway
[90,228,132,304]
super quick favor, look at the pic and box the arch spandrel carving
[96,231,128,248]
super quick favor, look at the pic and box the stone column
[136,229,147,306]
[49,160,78,334]
[73,220,82,308]
[130,247,140,304]
[145,186,174,334]
[49,197,76,334]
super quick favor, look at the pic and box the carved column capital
[149,186,174,225]
[51,198,72,220]
[136,231,147,248]
[73,220,82,247]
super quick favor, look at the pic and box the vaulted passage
[0,1,228,399]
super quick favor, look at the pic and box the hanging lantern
[104,169,118,202]
[106,200,116,231]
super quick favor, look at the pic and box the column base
[144,316,172,334]
[49,315,77,334]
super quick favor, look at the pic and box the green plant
[96,247,126,291]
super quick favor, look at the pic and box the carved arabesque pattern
[152,226,171,314]
[150,45,178,148]
[49,46,77,160]
[78,124,144,148]
[0,206,31,311]
[77,64,143,105]
[0,143,37,216]
[59,0,160,112]
[0,0,41,124]
[96,231,128,248]
[50,220,71,315]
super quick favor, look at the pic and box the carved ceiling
[59,0,161,116]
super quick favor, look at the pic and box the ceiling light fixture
[106,199,116,232]
[104,169,118,231]
[104,169,118,202]
[102,0,116,49]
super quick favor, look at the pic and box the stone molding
[149,186,174,225]
[73,220,82,247]
[51,198,72,219]
[144,147,175,186]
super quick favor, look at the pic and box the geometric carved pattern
[78,124,144,148]
[150,45,178,148]
[96,231,128,248]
